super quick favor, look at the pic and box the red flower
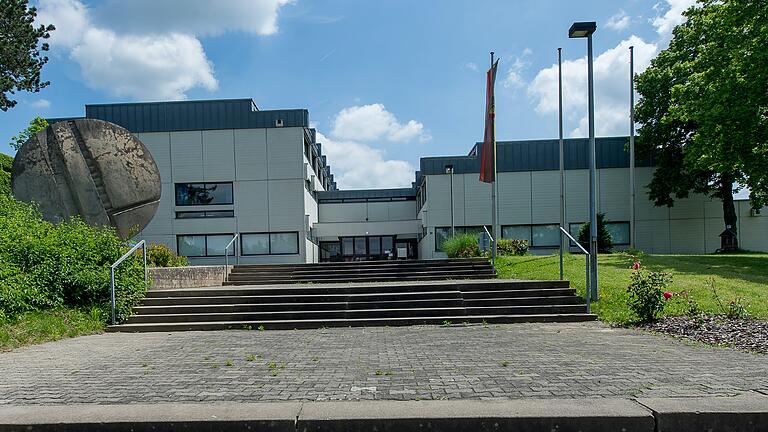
[663,292,673,299]
[632,261,641,270]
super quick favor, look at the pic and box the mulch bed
[641,315,768,354]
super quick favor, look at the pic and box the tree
[578,213,614,253]
[635,0,768,243]
[0,152,12,196]
[0,0,55,111]
[10,116,48,151]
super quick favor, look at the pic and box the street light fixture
[569,21,599,301]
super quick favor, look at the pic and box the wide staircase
[109,259,595,332]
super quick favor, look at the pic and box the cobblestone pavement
[1,322,766,405]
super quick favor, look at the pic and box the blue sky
[1,0,696,189]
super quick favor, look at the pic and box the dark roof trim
[317,188,416,201]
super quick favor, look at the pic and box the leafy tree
[1,0,55,111]
[635,0,768,241]
[578,213,613,253]
[0,153,12,196]
[10,116,48,151]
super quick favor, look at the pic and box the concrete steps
[110,278,595,332]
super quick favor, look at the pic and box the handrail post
[559,226,591,313]
[482,226,495,273]
[110,240,147,326]
[224,233,239,283]
[110,267,116,325]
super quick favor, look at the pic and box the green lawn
[495,252,768,324]
[0,308,105,351]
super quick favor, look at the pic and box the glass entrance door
[334,235,399,261]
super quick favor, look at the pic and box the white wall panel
[633,168,670,220]
[427,175,452,227]
[170,131,203,182]
[313,220,421,238]
[565,170,589,222]
[670,197,705,220]
[141,182,174,235]
[599,168,630,221]
[531,171,559,224]
[266,128,302,180]
[387,201,417,221]
[268,179,303,231]
[319,203,367,223]
[463,176,492,226]
[635,219,671,254]
[498,172,531,225]
[202,130,235,182]
[233,181,269,232]
[137,132,171,181]
[670,219,706,253]
[234,129,267,181]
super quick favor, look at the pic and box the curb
[0,394,766,432]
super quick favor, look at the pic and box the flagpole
[629,46,636,250]
[490,51,498,270]
[558,48,565,281]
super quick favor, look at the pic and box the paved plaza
[1,322,766,405]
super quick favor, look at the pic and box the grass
[0,308,105,351]
[495,252,768,324]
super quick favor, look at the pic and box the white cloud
[502,49,532,90]
[528,36,658,137]
[317,132,416,190]
[71,29,217,100]
[330,104,430,143]
[36,0,290,100]
[652,0,697,39]
[29,99,51,109]
[606,10,631,31]
[93,0,294,37]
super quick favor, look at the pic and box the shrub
[0,153,12,196]
[577,212,614,253]
[441,233,480,258]
[0,194,145,322]
[709,278,751,319]
[146,242,188,267]
[626,258,673,322]
[497,239,529,256]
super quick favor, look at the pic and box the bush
[146,242,188,267]
[0,194,146,322]
[0,153,12,196]
[497,239,529,256]
[578,212,614,253]
[626,258,673,322]
[441,233,480,258]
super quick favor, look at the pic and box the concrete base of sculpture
[11,119,161,239]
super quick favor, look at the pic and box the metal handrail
[224,233,240,282]
[482,225,496,272]
[110,240,147,325]
[559,227,592,314]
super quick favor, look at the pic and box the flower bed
[641,315,768,354]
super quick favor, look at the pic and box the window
[532,225,559,247]
[176,210,234,219]
[606,222,631,246]
[502,225,532,242]
[354,237,366,255]
[342,238,354,256]
[241,232,299,255]
[435,227,451,251]
[175,182,233,206]
[177,234,234,257]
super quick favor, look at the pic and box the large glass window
[606,222,631,245]
[502,225,532,242]
[241,233,269,255]
[354,237,367,255]
[532,225,559,247]
[369,237,381,255]
[342,238,354,256]
[177,234,234,257]
[382,237,393,255]
[270,232,299,254]
[241,232,299,255]
[175,183,233,206]
[435,227,451,251]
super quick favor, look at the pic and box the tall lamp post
[569,21,598,301]
[445,165,455,237]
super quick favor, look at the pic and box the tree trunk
[721,172,738,238]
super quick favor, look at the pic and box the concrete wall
[148,266,229,290]
[417,167,768,259]
[314,200,420,241]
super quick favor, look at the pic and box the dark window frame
[175,210,235,219]
[501,224,561,248]
[176,233,234,257]
[174,182,234,206]
[240,231,300,256]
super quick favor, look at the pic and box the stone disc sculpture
[11,119,161,239]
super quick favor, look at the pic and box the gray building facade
[57,99,768,264]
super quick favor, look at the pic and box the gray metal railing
[110,240,147,325]
[482,225,496,273]
[559,227,592,313]
[224,233,240,282]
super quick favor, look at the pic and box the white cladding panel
[738,203,768,251]
[565,170,589,222]
[319,203,367,223]
[141,182,174,235]
[387,201,417,221]
[635,219,671,253]
[233,181,269,232]
[634,168,670,220]
[498,172,531,224]
[202,130,235,182]
[426,175,452,227]
[670,219,706,253]
[175,217,237,234]
[367,202,389,222]
[670,197,705,220]
[599,168,630,221]
[137,132,171,179]
[463,176,492,225]
[170,131,203,182]
[268,179,303,231]
[266,128,302,180]
[531,171,559,224]
[313,220,421,238]
[234,129,267,181]
[705,217,724,252]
